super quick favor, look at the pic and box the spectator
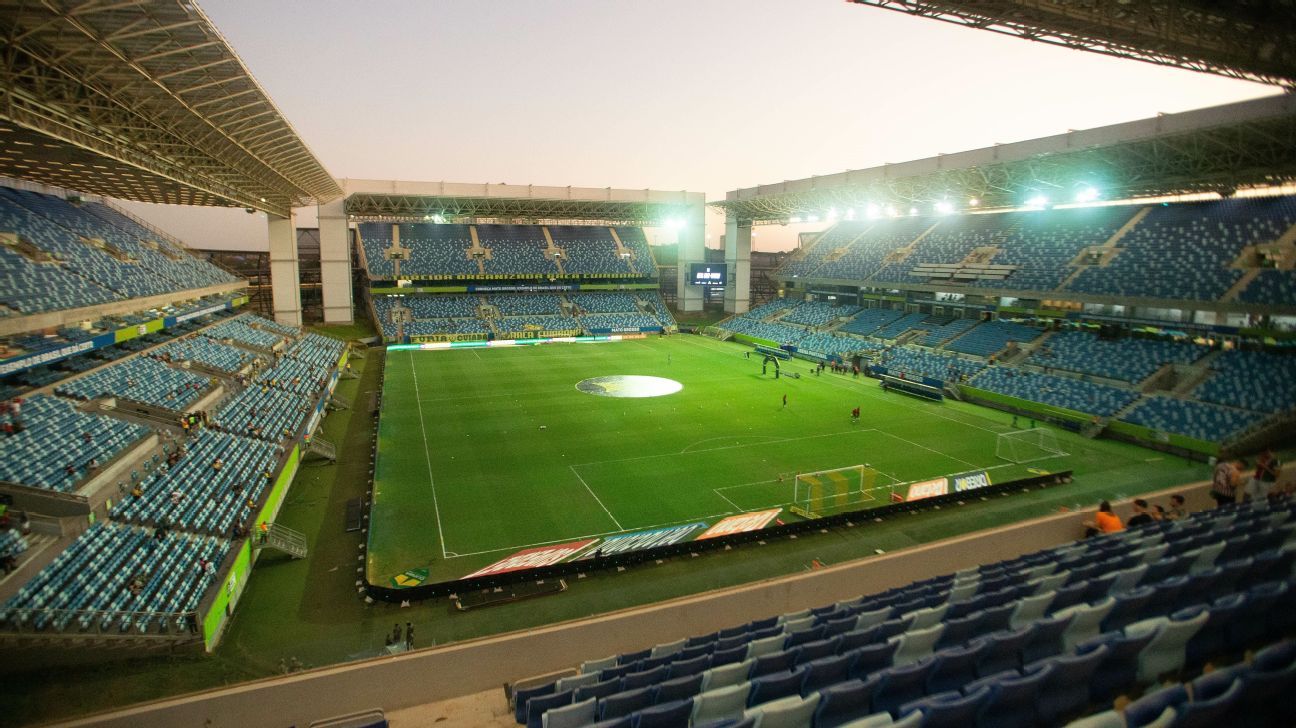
[1247,449,1281,502]
[1165,494,1188,520]
[1210,458,1243,508]
[1126,499,1155,527]
[1083,500,1123,537]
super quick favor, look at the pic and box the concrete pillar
[317,198,353,324]
[675,203,706,312]
[268,212,302,327]
[724,217,752,314]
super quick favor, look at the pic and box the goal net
[995,428,1067,464]
[791,464,879,519]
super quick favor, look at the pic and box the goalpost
[995,428,1067,464]
[790,464,879,519]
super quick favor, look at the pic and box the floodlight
[1074,187,1099,203]
[826,208,839,220]
[885,205,898,218]
[968,198,980,207]
[1025,195,1049,209]
[665,217,685,230]
[908,207,918,216]
[845,208,857,220]
[807,214,820,223]
[935,201,954,215]
[789,216,803,223]
[865,203,882,219]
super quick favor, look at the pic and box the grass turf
[2,332,1214,726]
[369,335,1190,584]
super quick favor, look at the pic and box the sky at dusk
[121,0,1277,253]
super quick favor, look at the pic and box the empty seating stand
[511,497,1296,728]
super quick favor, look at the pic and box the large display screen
[689,263,727,286]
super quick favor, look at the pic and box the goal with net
[995,428,1067,464]
[791,464,880,519]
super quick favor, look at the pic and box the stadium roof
[0,0,341,218]
[848,1,1296,88]
[714,94,1296,224]
[342,179,704,226]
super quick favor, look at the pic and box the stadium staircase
[1058,206,1152,290]
[1222,269,1265,302]
[540,228,568,276]
[256,522,308,559]
[306,435,337,463]
[608,227,636,267]
[327,394,350,411]
[881,221,942,266]
[467,227,490,276]
[1170,350,1224,396]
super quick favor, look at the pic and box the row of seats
[876,348,985,383]
[1193,349,1296,414]
[914,319,977,348]
[1121,396,1265,443]
[56,356,210,411]
[213,385,311,442]
[944,321,1042,358]
[357,223,657,279]
[1,522,228,635]
[969,368,1140,417]
[1027,333,1208,384]
[0,186,236,316]
[203,317,284,351]
[0,394,148,492]
[109,429,279,536]
[150,336,257,374]
[775,196,1296,303]
[781,303,861,327]
[372,293,673,340]
[1076,639,1296,727]
[515,498,1296,728]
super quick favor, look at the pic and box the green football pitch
[367,335,1190,584]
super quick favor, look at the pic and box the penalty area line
[569,465,624,531]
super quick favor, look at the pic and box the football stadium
[1,2,1295,727]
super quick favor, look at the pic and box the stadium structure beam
[268,212,301,327]
[724,219,752,315]
[847,1,1296,88]
[317,196,353,325]
[713,95,1296,224]
[0,0,341,216]
[675,201,705,313]
[342,179,704,225]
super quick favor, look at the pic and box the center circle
[576,375,683,398]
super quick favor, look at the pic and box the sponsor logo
[390,568,429,588]
[0,339,96,376]
[463,538,599,578]
[953,471,992,493]
[174,302,228,323]
[905,477,949,502]
[579,523,705,558]
[696,509,782,540]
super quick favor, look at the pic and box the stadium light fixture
[968,198,980,208]
[665,217,685,230]
[908,207,919,216]
[826,208,838,220]
[807,214,820,223]
[789,215,803,223]
[1074,186,1100,203]
[1025,195,1050,209]
[845,208,856,220]
[885,205,898,218]
[865,203,882,219]
[935,200,954,215]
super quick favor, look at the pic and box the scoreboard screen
[689,263,727,286]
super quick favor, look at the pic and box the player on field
[851,406,860,423]
[782,393,788,409]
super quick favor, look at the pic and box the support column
[268,212,302,327]
[317,198,353,324]
[674,202,705,312]
[724,217,752,314]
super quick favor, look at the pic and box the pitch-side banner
[953,471,992,493]
[577,523,706,559]
[695,509,782,540]
[904,477,949,502]
[463,538,598,579]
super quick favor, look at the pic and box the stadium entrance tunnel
[576,375,683,398]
